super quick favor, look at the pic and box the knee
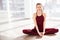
[22,29,31,34]
[55,29,59,33]
[23,30,27,33]
[53,28,59,33]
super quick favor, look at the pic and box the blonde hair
[36,3,42,6]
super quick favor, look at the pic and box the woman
[23,3,58,36]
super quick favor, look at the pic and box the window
[0,0,30,25]
[0,0,8,24]
[0,0,7,10]
[9,0,25,21]
[44,0,60,18]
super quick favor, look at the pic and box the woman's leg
[23,29,32,35]
[23,29,38,35]
[44,28,59,35]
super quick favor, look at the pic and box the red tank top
[36,13,44,32]
[32,13,44,32]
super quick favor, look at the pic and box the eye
[38,7,41,8]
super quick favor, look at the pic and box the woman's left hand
[40,32,44,36]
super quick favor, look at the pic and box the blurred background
[0,0,60,40]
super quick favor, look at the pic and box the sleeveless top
[32,13,44,32]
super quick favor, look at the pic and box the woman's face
[36,5,42,11]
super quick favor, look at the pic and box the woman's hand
[35,26,44,36]
[39,32,44,36]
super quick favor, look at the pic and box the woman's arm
[32,13,41,36]
[43,13,46,34]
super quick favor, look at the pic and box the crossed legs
[23,28,58,35]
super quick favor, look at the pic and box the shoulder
[43,13,46,17]
[33,13,36,17]
[32,13,36,18]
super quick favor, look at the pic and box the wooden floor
[0,33,60,40]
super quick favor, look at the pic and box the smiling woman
[23,3,59,36]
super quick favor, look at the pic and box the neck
[37,10,43,13]
[36,10,43,16]
[37,11,42,14]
